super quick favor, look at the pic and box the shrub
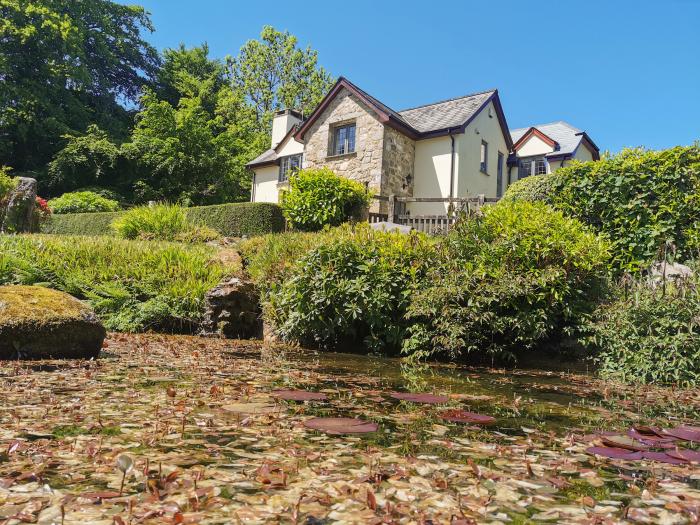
[42,211,123,236]
[550,146,700,273]
[281,167,371,232]
[0,235,235,332]
[112,203,192,241]
[502,173,562,204]
[586,279,700,386]
[402,201,611,362]
[0,166,15,200]
[48,191,120,214]
[267,224,435,353]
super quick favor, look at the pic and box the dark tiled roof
[398,90,496,134]
[246,148,277,168]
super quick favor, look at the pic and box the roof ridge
[398,89,497,113]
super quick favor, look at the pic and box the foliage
[550,146,700,273]
[0,166,16,200]
[42,211,124,236]
[0,0,159,176]
[502,173,561,204]
[32,196,51,227]
[48,191,120,214]
[403,201,611,362]
[586,278,700,386]
[268,225,435,353]
[0,235,233,332]
[112,203,195,241]
[281,168,372,232]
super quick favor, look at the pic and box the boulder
[369,221,413,234]
[200,277,261,339]
[649,261,694,282]
[0,286,105,359]
[1,177,37,233]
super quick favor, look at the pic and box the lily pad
[666,448,700,462]
[222,402,278,415]
[641,451,689,465]
[600,435,649,451]
[662,426,700,442]
[303,417,378,435]
[271,390,328,401]
[439,409,496,425]
[586,446,643,460]
[390,392,449,404]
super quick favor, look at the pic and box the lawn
[0,333,698,523]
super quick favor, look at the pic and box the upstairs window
[332,123,356,156]
[279,154,302,182]
[535,158,547,175]
[480,140,488,173]
[519,157,548,178]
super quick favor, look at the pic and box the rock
[0,286,105,359]
[649,261,694,282]
[1,177,37,233]
[200,277,261,339]
[369,221,413,234]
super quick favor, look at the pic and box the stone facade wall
[381,126,415,199]
[303,88,385,193]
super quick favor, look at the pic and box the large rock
[1,177,37,233]
[200,277,262,339]
[0,286,105,359]
[649,261,694,283]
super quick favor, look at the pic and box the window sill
[277,181,289,187]
[480,170,489,176]
[325,152,357,161]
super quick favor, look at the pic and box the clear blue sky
[131,0,699,153]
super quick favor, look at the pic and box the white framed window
[535,159,547,175]
[279,154,302,182]
[480,140,488,173]
[518,157,547,178]
[331,123,356,156]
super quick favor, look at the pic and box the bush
[281,167,371,232]
[502,173,562,204]
[112,203,193,241]
[48,191,120,214]
[587,279,700,386]
[0,235,235,332]
[402,201,611,362]
[42,202,284,238]
[550,146,700,273]
[267,224,435,353]
[0,166,15,200]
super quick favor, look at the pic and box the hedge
[43,202,285,237]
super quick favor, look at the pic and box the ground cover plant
[0,235,235,331]
[111,203,219,242]
[48,190,120,214]
[0,332,698,523]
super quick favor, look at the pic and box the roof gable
[511,121,599,160]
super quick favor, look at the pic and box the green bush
[502,173,562,204]
[48,191,120,214]
[112,203,192,241]
[42,202,284,238]
[281,167,371,232]
[402,201,611,362]
[0,166,15,200]
[267,224,435,353]
[0,235,235,332]
[586,279,700,386]
[550,146,700,273]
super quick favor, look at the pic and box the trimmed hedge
[502,174,562,204]
[43,202,285,237]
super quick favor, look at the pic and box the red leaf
[662,426,700,442]
[586,446,644,460]
[439,409,496,426]
[642,451,689,465]
[303,417,378,435]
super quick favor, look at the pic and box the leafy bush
[502,173,562,204]
[43,202,284,238]
[550,146,700,273]
[0,235,235,332]
[0,166,15,200]
[112,203,193,241]
[586,278,700,386]
[402,201,611,362]
[281,167,371,232]
[267,224,435,353]
[48,191,120,214]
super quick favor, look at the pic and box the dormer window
[331,123,356,156]
[279,154,302,182]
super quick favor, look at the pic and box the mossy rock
[0,286,105,359]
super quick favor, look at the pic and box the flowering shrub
[32,196,52,230]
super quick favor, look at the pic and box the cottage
[247,77,598,215]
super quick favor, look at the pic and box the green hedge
[43,202,285,237]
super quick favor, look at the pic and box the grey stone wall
[381,126,415,198]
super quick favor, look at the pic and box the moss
[0,285,91,326]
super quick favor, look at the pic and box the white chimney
[271,109,302,147]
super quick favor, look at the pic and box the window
[279,154,302,182]
[332,123,356,156]
[480,140,488,173]
[535,159,547,175]
[497,152,505,198]
[518,157,548,178]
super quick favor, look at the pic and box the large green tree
[0,0,159,176]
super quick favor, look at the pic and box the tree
[229,26,334,132]
[0,0,159,177]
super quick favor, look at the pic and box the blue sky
[131,0,699,153]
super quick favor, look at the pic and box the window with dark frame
[480,140,488,173]
[497,152,505,198]
[332,123,356,156]
[279,154,302,183]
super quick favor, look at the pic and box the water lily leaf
[661,426,700,442]
[222,402,277,414]
[627,428,677,446]
[389,392,449,404]
[586,446,644,460]
[600,435,649,451]
[116,454,133,474]
[303,417,378,435]
[439,409,496,425]
[641,451,689,464]
[271,390,328,401]
[666,448,700,462]
[80,491,122,501]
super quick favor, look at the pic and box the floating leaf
[586,447,643,460]
[221,402,278,414]
[641,451,689,465]
[600,435,649,451]
[662,426,700,442]
[389,392,449,404]
[439,409,496,425]
[116,454,133,474]
[666,448,700,463]
[303,417,378,435]
[271,390,328,401]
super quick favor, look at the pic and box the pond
[0,333,698,524]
